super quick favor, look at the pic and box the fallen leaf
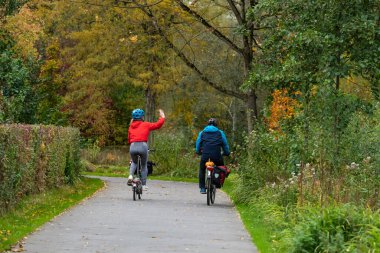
[11,243,24,252]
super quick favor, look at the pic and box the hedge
[0,124,81,212]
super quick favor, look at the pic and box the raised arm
[148,109,166,130]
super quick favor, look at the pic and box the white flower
[363,156,371,163]
[350,162,359,169]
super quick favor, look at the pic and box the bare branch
[172,26,198,63]
[138,7,246,100]
[226,0,243,25]
[252,36,262,50]
[68,0,163,9]
[173,0,243,56]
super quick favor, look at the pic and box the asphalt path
[23,177,258,253]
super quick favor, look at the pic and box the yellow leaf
[129,35,138,43]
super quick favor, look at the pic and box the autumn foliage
[268,88,300,131]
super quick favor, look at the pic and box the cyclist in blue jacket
[195,118,230,194]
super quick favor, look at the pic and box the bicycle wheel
[206,178,212,206]
[137,156,142,200]
[133,186,136,201]
[138,184,142,199]
[210,184,216,204]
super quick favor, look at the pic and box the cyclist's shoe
[127,175,133,186]
[143,185,149,191]
[200,188,206,194]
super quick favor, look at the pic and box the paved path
[23,177,258,253]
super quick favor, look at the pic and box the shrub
[233,124,302,204]
[276,205,380,253]
[150,131,198,178]
[81,144,129,166]
[80,141,101,164]
[235,102,380,208]
[0,124,81,212]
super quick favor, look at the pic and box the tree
[124,0,264,132]
[249,0,380,95]
[0,49,36,123]
[0,0,26,21]
[34,0,174,144]
[247,0,380,171]
[0,1,39,124]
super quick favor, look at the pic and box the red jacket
[128,117,165,144]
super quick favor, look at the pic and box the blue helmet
[132,109,144,119]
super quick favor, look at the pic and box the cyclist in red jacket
[127,108,165,190]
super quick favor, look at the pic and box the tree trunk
[231,99,237,144]
[145,86,156,145]
[241,15,258,132]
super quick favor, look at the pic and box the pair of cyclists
[127,109,230,193]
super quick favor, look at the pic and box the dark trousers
[199,156,224,188]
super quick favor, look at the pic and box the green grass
[0,177,104,252]
[83,171,198,183]
[149,175,198,183]
[82,165,198,183]
[83,171,129,178]
[84,165,129,177]
[223,177,273,253]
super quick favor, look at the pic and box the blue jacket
[195,125,230,159]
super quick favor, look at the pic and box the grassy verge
[82,165,198,183]
[222,176,273,253]
[83,171,198,183]
[0,177,104,252]
[83,165,129,177]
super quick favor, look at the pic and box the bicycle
[131,155,143,201]
[205,159,230,206]
[205,160,216,205]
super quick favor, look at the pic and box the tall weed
[276,205,380,252]
[150,131,198,178]
[235,98,379,208]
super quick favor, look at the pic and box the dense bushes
[275,205,380,252]
[0,124,81,212]
[232,91,379,251]
[150,131,198,178]
[235,96,379,208]
[81,144,130,166]
[80,131,199,178]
